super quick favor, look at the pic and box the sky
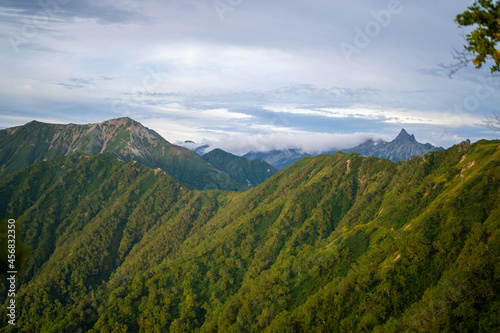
[0,0,499,155]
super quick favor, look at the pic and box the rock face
[342,129,444,162]
[0,117,243,190]
[243,129,444,169]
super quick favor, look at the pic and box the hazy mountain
[179,140,211,155]
[341,129,444,162]
[0,117,243,190]
[244,129,443,169]
[194,145,211,155]
[202,148,278,187]
[1,139,498,332]
[244,148,311,169]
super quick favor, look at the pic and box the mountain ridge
[0,118,250,190]
[342,128,443,162]
[202,148,278,187]
[242,129,444,169]
[0,139,498,332]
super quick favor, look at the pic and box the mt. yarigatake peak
[342,128,443,162]
[242,129,443,169]
[393,128,417,143]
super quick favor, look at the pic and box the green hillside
[202,149,278,187]
[0,118,243,191]
[0,140,499,332]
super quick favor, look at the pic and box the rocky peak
[393,129,417,144]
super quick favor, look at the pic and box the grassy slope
[0,119,243,191]
[202,149,278,187]
[0,140,498,332]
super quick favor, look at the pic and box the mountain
[342,128,444,162]
[194,145,211,155]
[179,140,211,155]
[244,148,311,169]
[202,148,278,187]
[244,129,443,169]
[0,118,243,191]
[1,139,498,332]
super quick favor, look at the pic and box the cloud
[0,0,498,152]
[197,131,391,156]
[0,0,140,24]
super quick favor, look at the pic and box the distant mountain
[341,129,444,162]
[1,139,498,332]
[244,148,311,169]
[202,148,277,187]
[244,129,443,169]
[179,140,211,155]
[0,117,243,190]
[194,145,211,155]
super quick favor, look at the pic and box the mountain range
[243,148,308,170]
[342,129,444,162]
[0,118,498,332]
[1,118,440,190]
[0,130,498,331]
[0,118,276,190]
[242,129,443,169]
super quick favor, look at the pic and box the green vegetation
[202,149,278,187]
[0,118,248,191]
[0,140,498,332]
[456,0,500,73]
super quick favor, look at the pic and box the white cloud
[200,131,390,156]
[0,0,498,150]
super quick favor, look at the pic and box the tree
[451,1,500,131]
[485,112,500,130]
[456,0,500,73]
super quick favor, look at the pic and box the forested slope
[0,140,498,332]
[202,149,277,187]
[0,118,244,191]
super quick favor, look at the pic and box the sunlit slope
[0,140,498,332]
[202,148,278,187]
[0,118,243,190]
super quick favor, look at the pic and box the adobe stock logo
[213,0,243,21]
[7,0,71,54]
[111,65,167,116]
[429,75,498,146]
[339,0,408,64]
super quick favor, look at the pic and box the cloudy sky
[0,0,499,154]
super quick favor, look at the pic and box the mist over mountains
[0,118,498,332]
[1,0,499,329]
[1,118,442,181]
[0,131,498,332]
[188,128,444,169]
[341,128,444,162]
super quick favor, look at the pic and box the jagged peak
[394,129,417,143]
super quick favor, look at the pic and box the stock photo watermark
[111,65,168,116]
[213,0,244,21]
[339,0,411,63]
[7,0,71,54]
[5,218,18,326]
[430,75,499,145]
[453,76,497,114]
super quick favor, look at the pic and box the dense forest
[0,139,499,332]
